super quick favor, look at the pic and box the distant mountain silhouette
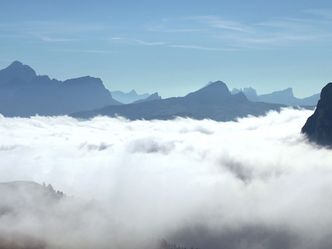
[72,81,284,121]
[0,61,120,117]
[302,83,332,146]
[133,92,162,104]
[0,60,37,85]
[232,87,319,106]
[111,89,150,104]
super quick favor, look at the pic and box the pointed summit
[185,81,231,102]
[205,80,230,92]
[10,60,24,67]
[0,62,120,116]
[0,61,36,84]
[7,61,36,76]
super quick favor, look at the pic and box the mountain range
[0,61,319,120]
[0,61,121,116]
[133,92,162,104]
[111,90,153,104]
[232,87,319,106]
[73,81,284,121]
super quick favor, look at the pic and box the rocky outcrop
[302,83,332,146]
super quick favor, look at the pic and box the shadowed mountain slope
[73,81,284,121]
[0,61,120,117]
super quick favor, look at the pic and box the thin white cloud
[38,35,77,43]
[188,15,251,32]
[150,13,332,49]
[133,39,167,46]
[169,44,237,51]
[0,21,107,34]
[147,26,204,33]
[302,9,332,19]
[54,48,115,54]
[222,34,319,47]
[211,19,332,48]
[0,21,108,43]
[110,37,235,51]
[110,37,167,46]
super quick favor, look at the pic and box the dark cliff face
[302,83,332,146]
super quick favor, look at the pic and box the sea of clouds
[0,108,332,249]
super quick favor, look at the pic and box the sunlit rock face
[302,83,332,146]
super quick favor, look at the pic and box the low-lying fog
[0,108,332,249]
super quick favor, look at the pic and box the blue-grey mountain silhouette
[302,83,332,146]
[232,87,319,106]
[0,61,120,117]
[73,81,284,121]
[111,89,150,104]
[0,61,36,85]
[232,87,259,102]
[133,92,162,104]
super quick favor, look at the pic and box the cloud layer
[1,108,332,248]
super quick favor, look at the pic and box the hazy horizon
[0,60,323,98]
[1,0,332,97]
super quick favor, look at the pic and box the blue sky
[1,0,332,97]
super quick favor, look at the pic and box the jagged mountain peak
[6,61,36,74]
[0,60,37,84]
[0,61,120,116]
[186,81,230,99]
[183,81,250,105]
[10,60,24,67]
